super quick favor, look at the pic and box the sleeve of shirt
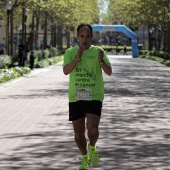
[63,49,73,67]
[103,53,111,64]
[100,47,111,64]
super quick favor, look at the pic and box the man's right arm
[63,55,80,75]
[63,46,84,75]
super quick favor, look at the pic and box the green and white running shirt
[63,45,110,103]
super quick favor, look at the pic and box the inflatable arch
[92,24,138,58]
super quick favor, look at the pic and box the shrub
[49,47,61,57]
[34,50,44,61]
[14,66,31,75]
[0,66,31,83]
[37,59,50,68]
[36,55,63,68]
[43,49,50,59]
[0,55,12,69]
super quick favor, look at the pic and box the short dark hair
[77,23,93,35]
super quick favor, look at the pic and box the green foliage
[37,59,50,68]
[43,49,50,59]
[0,0,101,63]
[160,60,170,66]
[33,50,44,61]
[14,66,31,75]
[49,47,61,57]
[0,55,12,69]
[139,53,170,67]
[13,66,24,75]
[36,55,63,68]
[0,66,31,83]
[28,48,61,63]
[148,50,170,60]
[0,54,63,83]
[107,0,170,28]
[4,0,99,29]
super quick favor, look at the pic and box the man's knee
[88,126,99,137]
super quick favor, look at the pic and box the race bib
[75,88,92,101]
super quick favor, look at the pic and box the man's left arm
[100,61,112,75]
[98,49,112,75]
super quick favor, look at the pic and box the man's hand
[63,45,84,75]
[98,49,112,75]
[75,45,84,61]
[98,50,104,63]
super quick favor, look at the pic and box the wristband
[100,60,104,65]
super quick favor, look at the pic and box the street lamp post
[6,0,12,55]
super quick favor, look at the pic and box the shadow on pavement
[0,57,170,169]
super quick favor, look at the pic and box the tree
[107,0,170,51]
[0,0,101,53]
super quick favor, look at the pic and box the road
[0,55,170,170]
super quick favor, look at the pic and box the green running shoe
[79,154,90,170]
[88,143,100,166]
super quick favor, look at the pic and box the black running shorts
[69,100,103,121]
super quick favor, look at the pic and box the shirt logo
[83,65,97,81]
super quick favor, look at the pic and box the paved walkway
[0,55,170,170]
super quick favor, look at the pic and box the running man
[63,23,112,169]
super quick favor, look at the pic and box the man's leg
[86,113,100,166]
[86,113,100,146]
[72,117,91,169]
[72,116,87,155]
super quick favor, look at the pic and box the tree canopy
[107,0,170,29]
[0,0,100,30]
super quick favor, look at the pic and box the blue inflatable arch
[92,24,138,58]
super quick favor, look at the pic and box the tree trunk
[30,9,35,50]
[35,7,40,50]
[51,22,54,47]
[57,26,63,51]
[167,22,170,53]
[10,8,14,56]
[148,28,152,51]
[43,14,48,49]
[66,27,70,49]
[54,24,57,47]
[21,7,25,45]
